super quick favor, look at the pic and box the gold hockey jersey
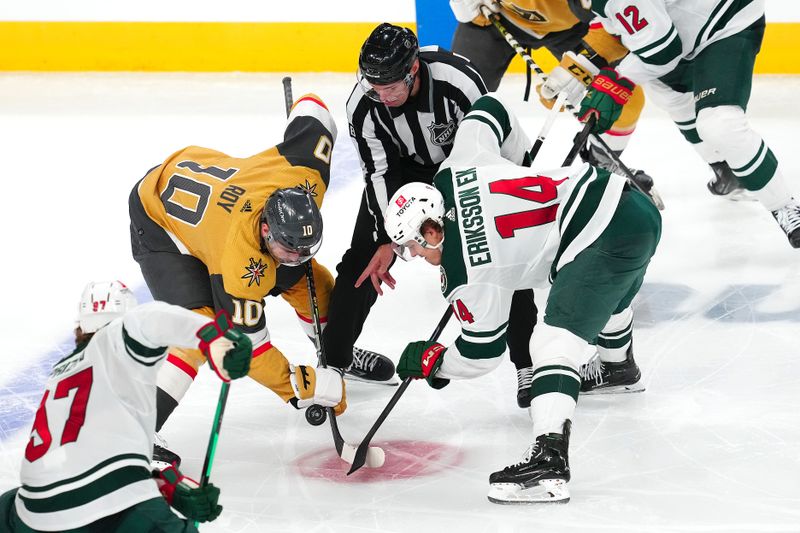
[136,94,336,305]
[497,0,583,36]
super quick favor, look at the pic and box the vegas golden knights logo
[505,3,548,22]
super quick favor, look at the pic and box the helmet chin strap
[421,235,444,249]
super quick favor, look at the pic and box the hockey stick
[194,381,230,528]
[528,90,568,165]
[347,305,454,475]
[281,76,326,429]
[481,8,664,210]
[563,116,596,167]
[281,76,383,466]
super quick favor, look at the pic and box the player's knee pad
[247,342,295,402]
[611,85,645,133]
[187,306,215,320]
[530,322,588,370]
[696,106,760,159]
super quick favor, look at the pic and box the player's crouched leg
[545,185,661,392]
[248,344,347,416]
[111,497,200,533]
[0,488,26,532]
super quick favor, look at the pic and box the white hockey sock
[751,166,794,212]
[297,310,326,342]
[528,324,584,437]
[156,353,196,405]
[597,307,633,363]
[529,393,576,438]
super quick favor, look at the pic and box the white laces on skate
[516,367,533,389]
[511,443,538,468]
[352,347,380,372]
[579,354,604,385]
[773,201,800,234]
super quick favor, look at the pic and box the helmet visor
[391,242,416,262]
[267,233,323,267]
[357,70,414,104]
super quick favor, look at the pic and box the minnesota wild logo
[242,257,268,287]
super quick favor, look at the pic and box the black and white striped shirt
[346,46,487,243]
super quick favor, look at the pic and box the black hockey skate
[345,346,398,386]
[772,199,800,248]
[516,367,533,408]
[580,144,665,210]
[707,161,750,199]
[488,420,571,504]
[152,433,181,471]
[579,346,644,394]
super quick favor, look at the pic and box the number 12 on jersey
[489,175,565,238]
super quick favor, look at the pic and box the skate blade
[581,382,645,395]
[723,189,756,202]
[344,374,400,386]
[487,479,570,504]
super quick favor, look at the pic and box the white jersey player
[385,93,661,503]
[0,281,252,531]
[578,0,800,246]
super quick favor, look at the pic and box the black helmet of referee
[358,23,419,85]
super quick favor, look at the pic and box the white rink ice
[1,72,799,532]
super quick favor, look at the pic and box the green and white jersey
[15,301,210,531]
[592,0,765,83]
[431,93,627,380]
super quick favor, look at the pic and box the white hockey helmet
[78,280,138,333]
[385,183,445,260]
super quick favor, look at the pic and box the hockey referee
[322,23,538,406]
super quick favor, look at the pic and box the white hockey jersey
[15,301,212,530]
[432,94,627,380]
[592,0,765,83]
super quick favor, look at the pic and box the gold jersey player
[128,94,346,464]
[449,0,657,196]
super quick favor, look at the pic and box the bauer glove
[290,365,347,416]
[197,310,252,382]
[155,463,222,523]
[538,51,600,109]
[397,341,450,389]
[578,68,635,134]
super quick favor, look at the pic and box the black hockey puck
[305,405,327,426]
